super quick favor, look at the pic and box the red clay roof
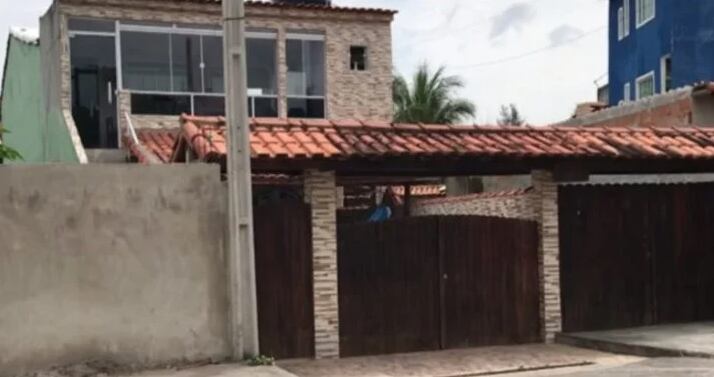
[129,115,714,168]
[182,115,714,160]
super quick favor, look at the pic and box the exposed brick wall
[303,170,339,359]
[531,171,562,343]
[557,87,693,128]
[412,189,536,220]
[56,0,394,122]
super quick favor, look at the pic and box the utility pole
[222,0,259,359]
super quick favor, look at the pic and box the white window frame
[660,54,671,93]
[635,71,656,100]
[617,7,625,40]
[623,0,630,37]
[636,0,655,28]
[624,82,631,102]
[286,32,328,118]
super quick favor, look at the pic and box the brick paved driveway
[279,344,637,377]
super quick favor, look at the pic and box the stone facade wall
[531,171,562,343]
[304,170,339,359]
[55,0,394,122]
[412,189,536,220]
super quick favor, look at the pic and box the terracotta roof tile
[126,116,714,166]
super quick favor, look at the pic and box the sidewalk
[279,344,638,377]
[557,322,714,359]
[123,364,297,377]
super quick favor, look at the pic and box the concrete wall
[59,0,394,121]
[1,37,44,162]
[0,165,230,376]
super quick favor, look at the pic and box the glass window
[350,46,367,71]
[624,82,631,102]
[69,18,115,32]
[661,55,672,93]
[636,72,655,99]
[287,38,325,96]
[131,93,191,115]
[288,98,325,118]
[194,96,225,116]
[617,7,625,40]
[636,0,655,27]
[203,36,224,93]
[247,38,277,95]
[253,97,279,117]
[121,32,171,92]
[171,34,202,92]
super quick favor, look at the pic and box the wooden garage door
[559,183,714,333]
[338,216,540,357]
[254,202,315,359]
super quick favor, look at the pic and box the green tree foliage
[0,126,22,161]
[497,103,526,126]
[393,64,476,124]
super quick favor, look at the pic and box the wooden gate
[338,216,540,357]
[254,202,314,359]
[559,183,714,333]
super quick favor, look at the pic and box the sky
[0,0,609,125]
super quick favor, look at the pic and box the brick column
[304,170,340,359]
[531,170,563,343]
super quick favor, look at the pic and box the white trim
[286,32,325,41]
[617,7,625,40]
[635,70,655,99]
[660,54,671,93]
[115,20,123,91]
[624,82,631,102]
[287,95,326,100]
[635,0,655,28]
[623,0,630,37]
[119,23,222,36]
[68,30,115,38]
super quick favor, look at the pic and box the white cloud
[0,0,608,125]
[490,3,537,41]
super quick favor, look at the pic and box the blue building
[609,0,714,105]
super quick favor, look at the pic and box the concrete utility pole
[222,0,259,359]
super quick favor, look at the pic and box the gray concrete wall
[0,165,230,376]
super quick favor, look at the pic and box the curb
[556,333,714,359]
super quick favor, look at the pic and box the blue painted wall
[609,0,714,105]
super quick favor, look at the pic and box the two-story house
[1,0,395,163]
[609,0,714,105]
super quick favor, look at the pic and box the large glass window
[171,34,202,93]
[121,32,171,92]
[287,34,325,118]
[120,25,278,117]
[203,36,224,93]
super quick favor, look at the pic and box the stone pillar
[277,27,288,118]
[304,170,340,359]
[531,170,563,343]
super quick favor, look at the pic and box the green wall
[1,37,79,163]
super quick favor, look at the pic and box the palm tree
[393,64,476,124]
[497,103,526,126]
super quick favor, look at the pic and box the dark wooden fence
[254,202,314,359]
[559,183,714,333]
[338,216,540,357]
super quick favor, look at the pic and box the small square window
[350,46,367,71]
